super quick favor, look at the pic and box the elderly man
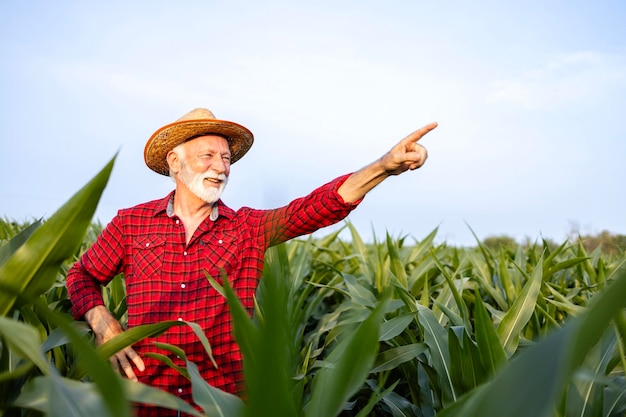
[66,107,437,416]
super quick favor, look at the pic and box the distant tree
[522,236,560,252]
[574,230,626,256]
[482,235,517,251]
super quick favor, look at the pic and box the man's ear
[166,150,180,174]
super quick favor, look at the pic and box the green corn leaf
[103,274,128,321]
[248,244,300,416]
[144,342,190,379]
[221,273,260,357]
[34,299,130,417]
[144,352,189,379]
[542,238,567,259]
[381,390,422,417]
[387,233,408,288]
[431,251,471,331]
[448,327,465,392]
[15,374,112,417]
[462,330,485,390]
[186,361,246,417]
[14,376,205,417]
[466,223,497,277]
[437,256,626,417]
[306,298,388,417]
[354,380,399,417]
[150,341,187,360]
[545,299,586,316]
[379,313,415,342]
[466,251,507,310]
[41,321,91,353]
[347,221,370,267]
[408,255,437,294]
[417,304,457,404]
[0,361,34,383]
[433,298,465,328]
[448,325,486,392]
[605,256,626,281]
[347,222,376,285]
[100,320,214,366]
[0,156,115,316]
[222,261,298,417]
[0,316,50,374]
[599,372,626,417]
[205,270,226,298]
[544,257,589,281]
[405,227,439,266]
[564,330,617,417]
[498,249,517,307]
[371,343,427,373]
[473,289,507,376]
[497,257,543,357]
[0,219,42,267]
[343,273,377,308]
[69,319,204,380]
[123,378,206,417]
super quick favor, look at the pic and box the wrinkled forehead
[181,134,232,152]
[184,132,230,144]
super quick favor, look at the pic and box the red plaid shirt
[66,174,359,416]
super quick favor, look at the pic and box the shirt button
[178,388,183,394]
[175,219,180,225]
[177,317,183,321]
[181,283,186,289]
[145,242,150,247]
[218,239,223,244]
[183,251,188,256]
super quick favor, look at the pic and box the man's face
[175,135,231,204]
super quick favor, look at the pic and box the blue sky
[1,1,625,246]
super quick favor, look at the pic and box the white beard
[178,160,228,204]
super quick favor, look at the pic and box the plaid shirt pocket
[131,236,166,280]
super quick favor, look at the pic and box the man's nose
[213,156,228,174]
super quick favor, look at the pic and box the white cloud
[487,51,626,109]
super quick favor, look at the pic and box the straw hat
[144,108,254,175]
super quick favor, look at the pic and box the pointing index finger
[403,122,438,145]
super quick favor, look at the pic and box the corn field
[1,157,626,417]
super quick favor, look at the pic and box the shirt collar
[154,191,233,221]
[152,192,173,217]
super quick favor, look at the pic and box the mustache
[203,172,228,181]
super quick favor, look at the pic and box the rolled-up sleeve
[66,214,125,319]
[256,173,363,246]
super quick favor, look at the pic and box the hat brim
[144,119,253,176]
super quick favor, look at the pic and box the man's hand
[379,122,437,175]
[84,305,145,381]
[337,121,438,203]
